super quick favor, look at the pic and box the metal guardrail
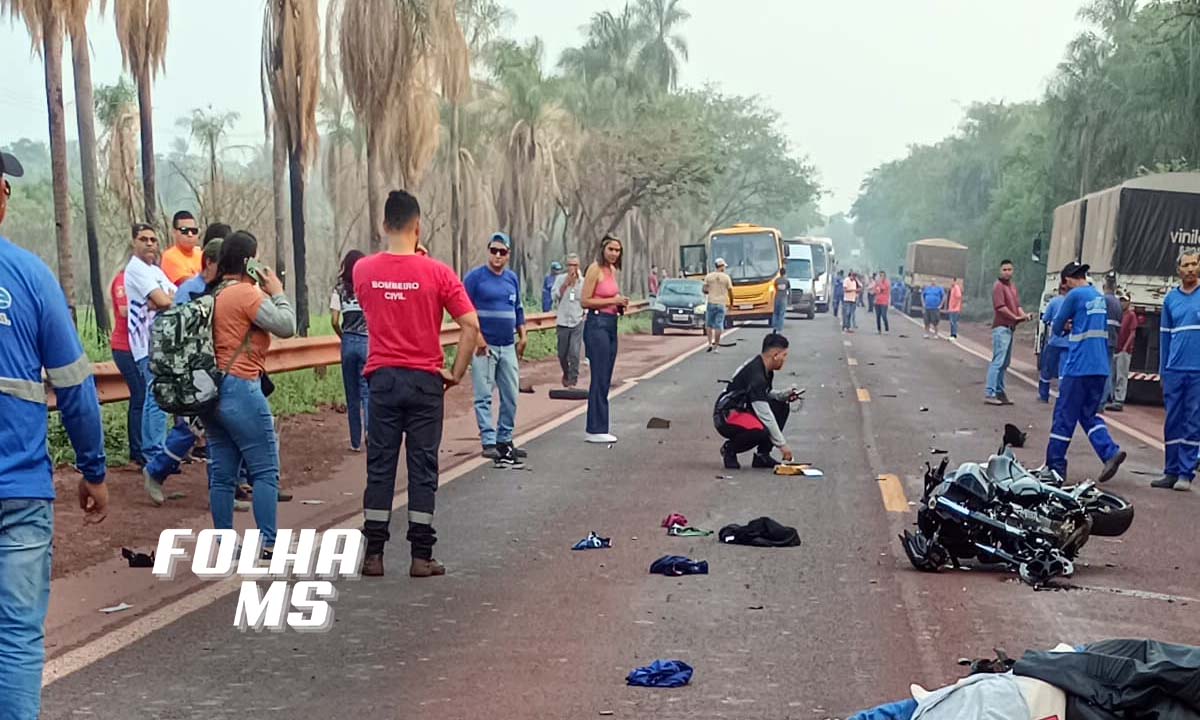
[48,301,649,409]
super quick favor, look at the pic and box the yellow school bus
[680,223,784,324]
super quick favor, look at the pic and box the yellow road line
[877,474,909,512]
[857,388,871,402]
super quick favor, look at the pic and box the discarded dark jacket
[718,516,801,547]
[626,659,693,688]
[1014,638,1200,720]
[649,555,709,576]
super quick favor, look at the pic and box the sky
[0,0,1088,216]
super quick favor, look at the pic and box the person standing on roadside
[714,333,802,470]
[332,250,369,452]
[841,271,861,332]
[986,259,1031,405]
[649,264,660,298]
[1038,281,1069,404]
[0,150,109,720]
[553,253,585,388]
[772,266,788,334]
[541,262,562,313]
[159,210,202,286]
[831,269,845,318]
[1152,252,1200,491]
[581,234,629,443]
[867,272,877,312]
[703,258,734,352]
[355,191,480,577]
[947,277,963,338]
[1106,290,1136,413]
[1101,273,1122,405]
[109,263,143,467]
[922,281,945,339]
[464,232,528,468]
[872,270,891,334]
[1045,262,1126,483]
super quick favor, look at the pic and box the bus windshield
[711,232,779,282]
[809,244,827,277]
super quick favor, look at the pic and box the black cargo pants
[362,367,444,559]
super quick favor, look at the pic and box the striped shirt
[123,255,175,361]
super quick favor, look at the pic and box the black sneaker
[721,442,740,470]
[996,393,1014,406]
[481,445,500,460]
[510,445,528,459]
[1104,403,1124,412]
[1097,450,1127,483]
[752,452,780,469]
[1151,474,1179,490]
[494,444,525,470]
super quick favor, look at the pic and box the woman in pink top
[947,278,964,338]
[581,234,629,443]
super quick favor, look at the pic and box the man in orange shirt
[159,210,201,286]
[948,277,964,338]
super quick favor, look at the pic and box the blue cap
[550,261,563,273]
[490,232,512,249]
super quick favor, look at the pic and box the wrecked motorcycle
[900,449,1134,587]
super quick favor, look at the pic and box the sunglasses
[176,226,200,236]
[489,246,510,257]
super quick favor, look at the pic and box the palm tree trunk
[450,104,462,275]
[43,14,76,312]
[209,142,218,218]
[288,145,310,337]
[70,21,108,334]
[136,65,157,223]
[366,137,382,252]
[271,114,290,290]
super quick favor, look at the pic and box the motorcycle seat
[986,454,1030,485]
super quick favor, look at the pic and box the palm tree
[95,78,141,223]
[634,0,689,94]
[113,0,168,224]
[3,0,77,309]
[333,0,469,251]
[176,106,240,219]
[263,0,320,336]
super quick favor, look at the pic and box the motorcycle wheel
[1085,491,1135,537]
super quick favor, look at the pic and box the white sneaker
[585,433,618,444]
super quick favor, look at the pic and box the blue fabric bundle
[626,660,694,688]
[649,555,708,576]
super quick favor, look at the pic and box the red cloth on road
[1118,308,1138,353]
[992,279,1021,329]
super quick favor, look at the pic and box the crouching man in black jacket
[713,333,802,469]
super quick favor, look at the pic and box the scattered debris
[1004,423,1027,448]
[649,555,709,576]
[166,491,187,500]
[747,605,765,611]
[668,525,714,537]
[919,406,930,412]
[662,513,689,528]
[626,660,694,688]
[301,500,324,505]
[572,532,612,551]
[719,517,801,547]
[99,602,133,614]
[929,447,948,455]
[646,417,671,429]
[121,548,154,568]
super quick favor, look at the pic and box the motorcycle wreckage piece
[898,451,1131,588]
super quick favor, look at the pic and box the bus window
[809,245,827,278]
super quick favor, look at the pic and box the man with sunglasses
[1,149,108,718]
[464,232,529,468]
[160,210,202,286]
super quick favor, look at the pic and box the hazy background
[0,0,1086,214]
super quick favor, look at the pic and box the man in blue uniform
[1045,262,1126,482]
[1152,251,1200,491]
[1,150,109,719]
[1038,281,1069,403]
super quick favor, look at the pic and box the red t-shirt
[354,253,475,377]
[1117,309,1138,354]
[992,279,1021,329]
[110,271,131,352]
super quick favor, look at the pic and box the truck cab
[784,242,816,319]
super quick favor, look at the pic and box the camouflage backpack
[149,289,249,416]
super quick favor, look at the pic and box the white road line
[898,313,1165,451]
[43,334,723,687]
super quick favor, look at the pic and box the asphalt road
[39,311,1200,719]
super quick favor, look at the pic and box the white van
[783,242,815,319]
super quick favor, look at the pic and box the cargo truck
[901,238,968,316]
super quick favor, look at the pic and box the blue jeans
[771,300,786,333]
[205,376,279,548]
[0,498,53,720]
[986,327,1014,397]
[341,333,369,450]
[112,349,144,464]
[948,312,960,338]
[842,300,857,330]
[138,356,168,462]
[585,312,619,434]
[471,343,520,447]
[1039,344,1066,402]
[705,304,726,330]
[144,419,197,484]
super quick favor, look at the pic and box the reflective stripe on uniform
[1165,439,1200,446]
[46,353,94,388]
[1164,324,1200,334]
[363,508,391,522]
[408,510,434,525]
[0,376,47,404]
[1049,433,1073,442]
[1069,330,1109,342]
[1087,423,1107,436]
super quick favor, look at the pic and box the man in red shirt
[1106,290,1137,412]
[986,259,1031,405]
[354,191,481,578]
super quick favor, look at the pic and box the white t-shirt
[124,255,175,360]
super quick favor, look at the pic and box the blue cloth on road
[1052,285,1111,377]
[1163,370,1200,481]
[848,698,918,720]
[463,266,525,347]
[1160,286,1200,373]
[572,531,611,550]
[1046,374,1120,477]
[626,659,694,688]
[922,285,945,310]
[649,555,709,576]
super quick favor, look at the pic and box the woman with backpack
[331,250,369,452]
[205,231,296,559]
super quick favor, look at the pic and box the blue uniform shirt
[175,274,208,305]
[922,285,945,310]
[1052,284,1111,377]
[1043,295,1070,349]
[464,265,526,347]
[0,236,106,499]
[1161,285,1200,373]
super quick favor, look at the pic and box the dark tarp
[1014,638,1200,720]
[1114,188,1200,276]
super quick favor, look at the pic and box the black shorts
[923,309,941,326]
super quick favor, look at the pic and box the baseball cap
[550,261,563,273]
[715,257,727,267]
[0,151,25,178]
[1060,261,1090,281]
[489,232,512,249]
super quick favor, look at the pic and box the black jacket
[1014,638,1200,720]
